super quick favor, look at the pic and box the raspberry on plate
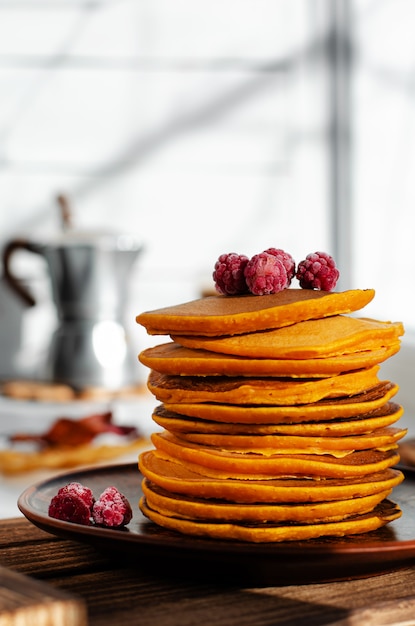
[92,486,133,528]
[56,482,95,508]
[48,487,93,526]
[213,253,249,295]
[263,248,296,285]
[296,251,339,291]
[244,252,288,295]
[48,482,95,525]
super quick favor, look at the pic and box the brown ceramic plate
[398,439,415,474]
[18,463,415,587]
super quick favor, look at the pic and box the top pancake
[136,288,375,336]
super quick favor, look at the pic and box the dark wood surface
[2,517,415,625]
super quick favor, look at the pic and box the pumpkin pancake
[173,426,406,456]
[140,341,400,377]
[163,381,398,422]
[152,402,403,436]
[139,497,401,542]
[136,289,375,336]
[151,432,400,479]
[147,366,382,405]
[142,479,392,524]
[171,316,404,359]
[137,283,404,543]
[139,451,404,503]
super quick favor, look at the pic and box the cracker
[1,380,75,402]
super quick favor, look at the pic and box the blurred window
[0,0,413,418]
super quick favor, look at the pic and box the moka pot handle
[2,238,42,307]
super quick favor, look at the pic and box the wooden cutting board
[0,566,87,625]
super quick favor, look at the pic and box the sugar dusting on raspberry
[92,486,133,528]
[48,482,133,528]
[296,251,339,291]
[48,482,95,525]
[58,482,95,507]
[263,248,296,285]
[213,253,250,295]
[244,252,288,295]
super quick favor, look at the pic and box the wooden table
[2,516,415,625]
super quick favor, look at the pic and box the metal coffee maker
[3,209,143,391]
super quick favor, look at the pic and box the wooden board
[0,566,87,625]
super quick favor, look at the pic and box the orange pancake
[139,497,401,542]
[142,479,392,524]
[140,341,400,377]
[139,451,404,503]
[171,316,404,358]
[147,366,382,406]
[173,426,406,456]
[152,402,403,436]
[151,431,400,479]
[137,285,404,543]
[162,382,398,423]
[136,289,375,336]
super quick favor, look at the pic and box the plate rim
[16,462,415,559]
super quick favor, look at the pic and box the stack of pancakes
[136,288,406,542]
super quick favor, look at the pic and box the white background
[0,0,414,515]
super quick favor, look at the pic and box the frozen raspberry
[92,486,133,528]
[213,252,249,295]
[296,251,339,291]
[48,482,95,525]
[57,482,95,508]
[48,494,91,525]
[264,248,296,285]
[244,252,288,295]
